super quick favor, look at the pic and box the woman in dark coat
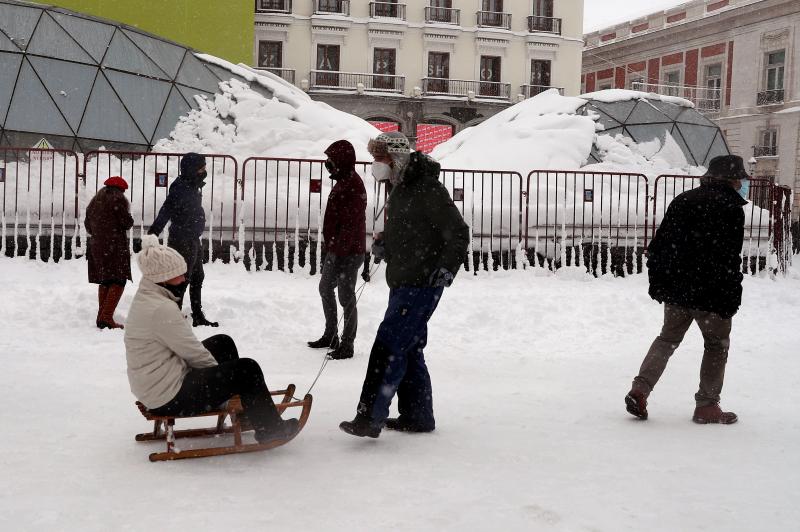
[85,176,134,329]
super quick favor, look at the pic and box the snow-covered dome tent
[580,90,730,168]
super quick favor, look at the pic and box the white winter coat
[123,278,217,409]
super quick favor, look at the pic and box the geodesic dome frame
[579,96,731,167]
[0,0,270,152]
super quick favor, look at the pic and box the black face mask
[196,170,207,187]
[324,160,337,175]
[160,281,188,302]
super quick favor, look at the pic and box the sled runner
[135,384,312,462]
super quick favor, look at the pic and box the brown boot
[692,404,738,425]
[96,285,109,328]
[98,284,125,329]
[625,389,648,420]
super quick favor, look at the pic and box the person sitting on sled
[124,235,298,443]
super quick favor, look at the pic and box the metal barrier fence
[83,151,239,262]
[0,146,795,275]
[525,171,650,275]
[651,175,778,272]
[0,148,81,260]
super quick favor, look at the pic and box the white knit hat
[137,235,187,283]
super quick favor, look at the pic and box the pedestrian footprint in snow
[626,155,750,425]
[124,235,298,443]
[84,176,134,329]
[308,140,367,360]
[339,132,470,438]
[148,153,218,327]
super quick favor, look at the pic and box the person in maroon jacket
[308,140,367,360]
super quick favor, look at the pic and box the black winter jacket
[384,152,470,288]
[647,179,746,318]
[148,175,206,241]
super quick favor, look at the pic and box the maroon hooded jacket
[322,140,367,256]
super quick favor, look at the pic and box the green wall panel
[44,0,253,64]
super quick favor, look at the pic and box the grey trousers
[319,253,364,346]
[633,304,732,407]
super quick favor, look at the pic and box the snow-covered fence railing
[0,147,81,261]
[650,175,784,273]
[83,151,240,263]
[524,170,650,275]
[240,157,382,273]
[772,185,793,269]
[439,168,524,272]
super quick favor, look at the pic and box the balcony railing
[476,11,511,30]
[422,77,511,100]
[315,0,349,16]
[254,67,296,85]
[630,82,723,114]
[753,146,778,157]
[255,0,291,14]
[425,6,460,24]
[528,16,561,34]
[369,2,407,20]
[310,70,405,93]
[757,89,784,106]
[522,85,564,98]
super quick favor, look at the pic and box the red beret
[104,176,128,190]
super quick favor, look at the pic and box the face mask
[738,178,750,200]
[324,159,337,174]
[160,281,188,301]
[372,162,392,182]
[196,170,207,187]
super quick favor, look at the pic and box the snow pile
[431,90,597,171]
[431,89,701,177]
[154,57,380,161]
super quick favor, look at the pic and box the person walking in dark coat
[148,153,218,327]
[339,132,470,438]
[626,155,750,425]
[85,176,134,329]
[308,140,367,360]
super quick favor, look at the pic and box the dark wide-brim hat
[705,155,749,180]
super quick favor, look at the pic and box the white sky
[584,0,690,32]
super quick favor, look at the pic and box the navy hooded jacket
[148,154,206,241]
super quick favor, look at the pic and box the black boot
[385,417,435,433]
[255,418,300,443]
[192,311,219,327]
[339,415,381,438]
[308,334,339,349]
[328,342,353,360]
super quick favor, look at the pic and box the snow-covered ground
[1,257,798,531]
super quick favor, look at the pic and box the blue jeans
[357,286,444,429]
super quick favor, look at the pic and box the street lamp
[747,156,757,176]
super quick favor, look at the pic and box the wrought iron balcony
[315,0,349,16]
[630,82,723,114]
[369,2,406,20]
[425,6,460,25]
[254,67,296,85]
[753,146,778,157]
[522,85,564,98]
[527,16,561,34]
[255,0,291,14]
[757,89,784,106]
[476,11,511,30]
[309,70,405,93]
[422,77,511,100]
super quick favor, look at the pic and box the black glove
[371,239,385,264]
[428,267,454,288]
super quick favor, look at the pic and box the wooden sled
[135,384,312,462]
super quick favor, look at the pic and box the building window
[702,63,722,110]
[755,129,778,157]
[316,44,340,86]
[759,49,785,105]
[373,48,396,90]
[479,55,502,96]
[258,41,282,69]
[628,75,645,90]
[257,0,290,12]
[373,0,399,18]
[480,0,504,27]
[427,52,450,93]
[531,60,552,88]
[532,0,553,17]
[428,0,454,23]
[663,70,681,96]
